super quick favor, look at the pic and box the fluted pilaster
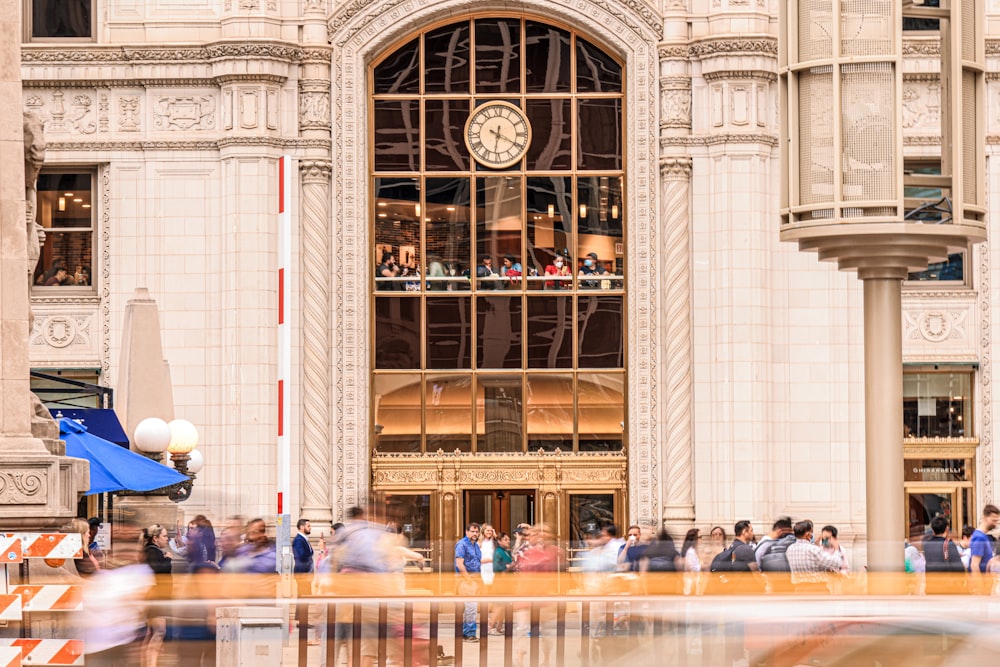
[659,157,695,531]
[299,160,333,530]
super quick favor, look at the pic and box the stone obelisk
[0,0,87,529]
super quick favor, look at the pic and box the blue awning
[49,408,129,448]
[58,418,188,495]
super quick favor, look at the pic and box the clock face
[464,101,532,169]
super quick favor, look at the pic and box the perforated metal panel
[962,0,976,62]
[798,66,834,205]
[841,0,893,57]
[841,62,895,202]
[799,0,833,62]
[963,70,977,206]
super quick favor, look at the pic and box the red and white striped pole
[277,155,292,568]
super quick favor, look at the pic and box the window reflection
[577,176,623,288]
[373,37,420,94]
[477,296,522,368]
[576,37,622,92]
[425,23,470,94]
[475,19,521,94]
[527,374,573,451]
[578,296,624,368]
[578,99,622,170]
[426,100,471,171]
[526,297,572,368]
[578,373,624,451]
[476,375,523,452]
[374,297,422,369]
[903,371,972,438]
[526,99,571,170]
[374,375,422,453]
[525,23,571,93]
[374,101,420,171]
[427,297,472,369]
[907,252,964,282]
[426,375,473,452]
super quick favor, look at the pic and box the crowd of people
[64,504,1000,665]
[375,249,618,291]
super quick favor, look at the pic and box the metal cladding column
[780,0,986,573]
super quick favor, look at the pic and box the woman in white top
[480,523,497,586]
[680,528,702,596]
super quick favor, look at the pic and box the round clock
[464,101,532,169]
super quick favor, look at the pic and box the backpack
[709,543,740,573]
[760,534,796,572]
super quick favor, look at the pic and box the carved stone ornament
[153,96,216,131]
[660,78,691,128]
[299,90,331,129]
[119,97,140,132]
[70,95,96,135]
[0,470,48,505]
[40,316,80,349]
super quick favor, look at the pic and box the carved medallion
[43,316,79,348]
[919,311,952,342]
[153,96,217,131]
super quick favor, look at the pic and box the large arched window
[371,17,625,454]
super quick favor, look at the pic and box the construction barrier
[0,640,82,666]
[0,647,21,667]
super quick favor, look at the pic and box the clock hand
[489,124,514,146]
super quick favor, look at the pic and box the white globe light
[167,419,199,454]
[185,448,204,474]
[133,418,172,454]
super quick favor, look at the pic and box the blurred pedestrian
[455,522,482,642]
[68,518,100,577]
[82,520,151,667]
[185,515,217,569]
[680,529,701,595]
[140,524,173,667]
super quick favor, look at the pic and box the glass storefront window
[374,375,421,452]
[903,370,972,438]
[34,172,94,290]
[30,0,93,40]
[371,17,626,454]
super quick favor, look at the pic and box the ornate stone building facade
[20,0,1000,567]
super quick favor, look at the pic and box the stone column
[0,0,87,528]
[660,158,696,536]
[658,3,695,534]
[298,0,335,533]
[299,160,333,533]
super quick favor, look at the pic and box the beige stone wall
[15,0,1000,564]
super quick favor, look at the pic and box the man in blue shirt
[968,504,999,591]
[455,523,482,641]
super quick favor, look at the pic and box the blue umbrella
[58,417,189,494]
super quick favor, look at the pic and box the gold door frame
[372,450,627,550]
[903,441,977,538]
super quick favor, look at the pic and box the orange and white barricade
[0,595,20,621]
[0,646,21,667]
[0,640,82,666]
[8,587,81,613]
[0,537,21,565]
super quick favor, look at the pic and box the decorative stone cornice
[43,137,331,152]
[660,157,692,179]
[30,295,102,306]
[688,37,777,58]
[903,73,940,83]
[903,38,940,56]
[905,135,942,145]
[903,290,975,299]
[702,70,776,83]
[22,79,216,88]
[300,160,332,181]
[23,41,311,65]
[658,43,689,60]
[214,73,287,85]
[661,133,778,148]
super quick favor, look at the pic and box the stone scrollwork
[153,96,216,131]
[0,471,48,505]
[69,95,96,135]
[903,309,968,343]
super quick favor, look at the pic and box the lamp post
[128,416,203,503]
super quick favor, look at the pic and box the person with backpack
[708,520,761,593]
[758,518,796,593]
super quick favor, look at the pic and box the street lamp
[128,417,203,503]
